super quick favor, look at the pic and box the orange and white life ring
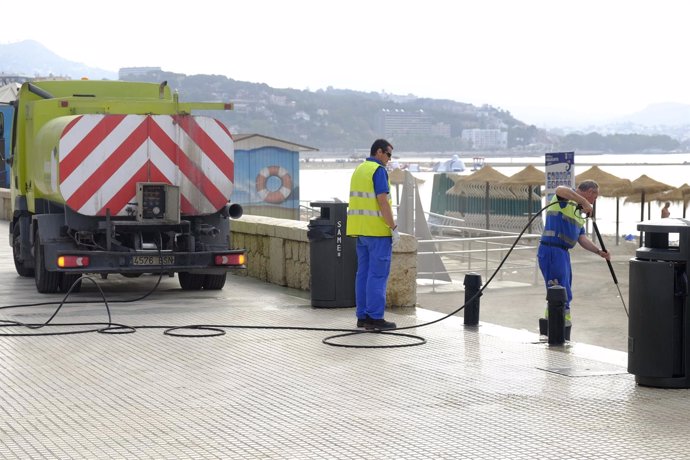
[256,166,293,204]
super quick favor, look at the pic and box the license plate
[132,255,175,266]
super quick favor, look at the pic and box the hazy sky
[3,0,689,126]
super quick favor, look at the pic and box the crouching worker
[538,180,611,339]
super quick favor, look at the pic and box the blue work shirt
[366,157,390,196]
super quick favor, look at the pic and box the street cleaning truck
[5,80,246,293]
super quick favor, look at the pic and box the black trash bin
[307,201,357,307]
[628,218,690,388]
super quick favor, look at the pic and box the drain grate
[537,366,628,377]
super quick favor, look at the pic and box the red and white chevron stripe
[58,114,235,216]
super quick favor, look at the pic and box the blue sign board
[545,151,575,202]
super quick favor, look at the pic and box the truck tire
[203,274,227,290]
[34,232,60,293]
[60,274,82,294]
[178,272,204,290]
[12,225,34,277]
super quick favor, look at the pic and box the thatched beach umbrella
[447,165,508,229]
[576,165,631,195]
[503,164,545,185]
[388,168,425,205]
[448,164,508,188]
[576,166,633,245]
[388,168,425,185]
[500,165,545,233]
[623,193,654,219]
[650,183,690,218]
[618,174,674,220]
[614,174,673,245]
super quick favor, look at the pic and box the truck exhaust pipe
[224,203,243,219]
[159,81,168,99]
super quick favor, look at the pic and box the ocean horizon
[299,152,690,238]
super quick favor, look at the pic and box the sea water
[299,153,690,237]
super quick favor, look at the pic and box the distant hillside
[0,40,685,153]
[625,102,690,126]
[0,40,549,151]
[0,40,116,80]
[117,68,553,152]
[554,103,690,143]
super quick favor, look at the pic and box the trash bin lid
[310,201,348,208]
[637,218,690,233]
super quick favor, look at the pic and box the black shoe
[356,315,370,328]
[364,318,397,330]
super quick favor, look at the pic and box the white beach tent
[433,154,466,172]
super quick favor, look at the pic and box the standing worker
[347,139,400,330]
[538,181,611,339]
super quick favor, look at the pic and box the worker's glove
[392,228,401,247]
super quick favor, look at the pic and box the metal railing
[298,201,542,291]
[419,212,541,291]
[299,201,320,221]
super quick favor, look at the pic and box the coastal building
[430,122,452,138]
[0,83,21,188]
[0,75,31,86]
[118,67,162,79]
[233,134,318,220]
[376,108,432,137]
[461,128,508,150]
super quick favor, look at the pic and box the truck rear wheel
[12,224,34,277]
[60,274,82,294]
[35,232,60,294]
[178,272,204,290]
[203,274,227,290]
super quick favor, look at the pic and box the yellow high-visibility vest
[346,160,392,237]
[542,194,586,248]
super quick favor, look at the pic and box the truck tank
[31,113,235,216]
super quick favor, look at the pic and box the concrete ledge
[0,188,10,221]
[231,214,417,308]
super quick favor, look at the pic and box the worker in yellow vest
[346,139,400,330]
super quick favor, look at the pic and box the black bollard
[546,285,567,345]
[463,272,483,326]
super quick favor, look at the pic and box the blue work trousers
[355,236,392,320]
[537,245,573,309]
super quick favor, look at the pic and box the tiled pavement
[0,222,688,459]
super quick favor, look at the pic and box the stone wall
[231,216,311,290]
[231,214,417,308]
[0,188,10,221]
